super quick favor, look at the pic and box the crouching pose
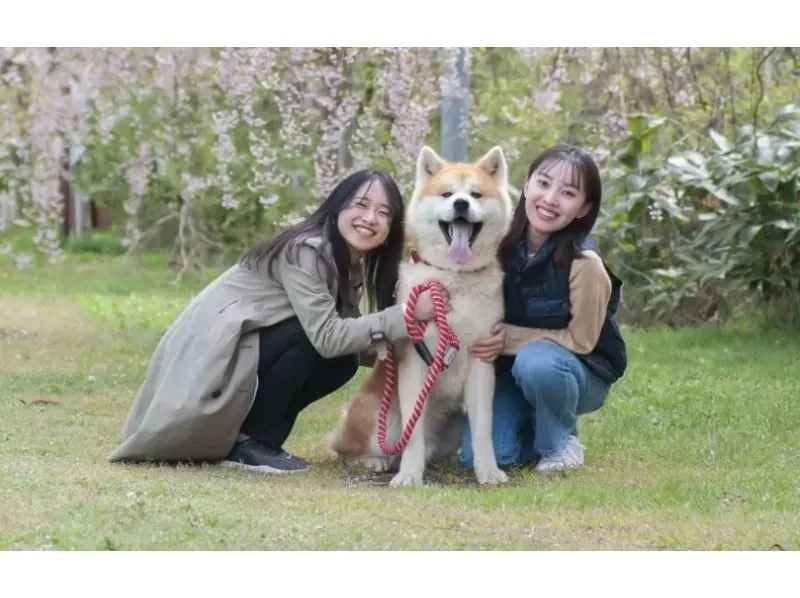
[464,145,628,474]
[108,170,444,474]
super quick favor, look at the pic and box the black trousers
[239,317,359,448]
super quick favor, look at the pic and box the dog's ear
[476,146,508,182]
[415,145,444,183]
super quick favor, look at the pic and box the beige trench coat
[107,235,407,463]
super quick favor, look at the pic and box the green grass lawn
[1,245,798,550]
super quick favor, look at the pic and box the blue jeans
[459,341,610,469]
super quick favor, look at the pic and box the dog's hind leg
[464,360,509,485]
[361,397,401,473]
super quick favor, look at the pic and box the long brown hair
[498,145,602,267]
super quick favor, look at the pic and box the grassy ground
[1,241,799,550]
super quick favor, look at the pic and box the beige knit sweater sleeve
[503,250,612,356]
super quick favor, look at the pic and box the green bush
[597,103,800,329]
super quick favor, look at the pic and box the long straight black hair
[239,170,405,313]
[498,145,603,267]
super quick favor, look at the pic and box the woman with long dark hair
[462,146,628,474]
[108,170,445,474]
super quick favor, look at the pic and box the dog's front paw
[358,456,394,473]
[475,466,509,485]
[389,470,424,487]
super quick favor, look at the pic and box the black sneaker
[220,439,310,474]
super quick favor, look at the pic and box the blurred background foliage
[1,47,799,328]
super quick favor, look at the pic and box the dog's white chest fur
[396,260,504,402]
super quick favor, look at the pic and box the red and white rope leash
[377,281,459,456]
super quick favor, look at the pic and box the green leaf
[630,175,649,191]
[686,151,707,168]
[652,194,688,221]
[771,219,794,230]
[652,267,684,278]
[627,115,647,138]
[758,171,780,193]
[627,114,666,144]
[702,183,741,206]
[756,135,776,164]
[742,224,763,244]
[667,156,706,179]
[641,134,652,156]
[709,129,731,153]
[617,148,638,169]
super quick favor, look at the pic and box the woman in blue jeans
[464,146,628,473]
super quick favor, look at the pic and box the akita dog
[324,145,513,487]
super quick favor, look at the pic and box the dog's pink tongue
[448,221,473,265]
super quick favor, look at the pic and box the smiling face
[523,158,592,250]
[406,146,513,271]
[337,179,393,262]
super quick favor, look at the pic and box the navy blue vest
[497,234,627,384]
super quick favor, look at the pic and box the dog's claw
[389,471,424,487]
[359,456,393,473]
[476,467,509,485]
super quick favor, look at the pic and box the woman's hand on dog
[411,288,451,321]
[470,322,506,363]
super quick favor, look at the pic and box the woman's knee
[259,317,317,363]
[511,341,578,390]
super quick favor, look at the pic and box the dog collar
[408,249,432,266]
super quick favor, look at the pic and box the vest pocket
[524,297,570,317]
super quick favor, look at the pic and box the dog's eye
[442,192,453,198]
[470,192,482,199]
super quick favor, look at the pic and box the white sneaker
[535,435,585,473]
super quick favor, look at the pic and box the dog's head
[406,145,513,271]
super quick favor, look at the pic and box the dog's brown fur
[327,361,390,458]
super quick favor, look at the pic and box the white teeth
[355,225,374,236]
[448,223,454,237]
[537,206,557,218]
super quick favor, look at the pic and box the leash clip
[443,344,459,368]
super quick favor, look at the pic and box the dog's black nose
[453,198,469,215]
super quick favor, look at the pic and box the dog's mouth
[439,218,483,265]
[439,218,483,246]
